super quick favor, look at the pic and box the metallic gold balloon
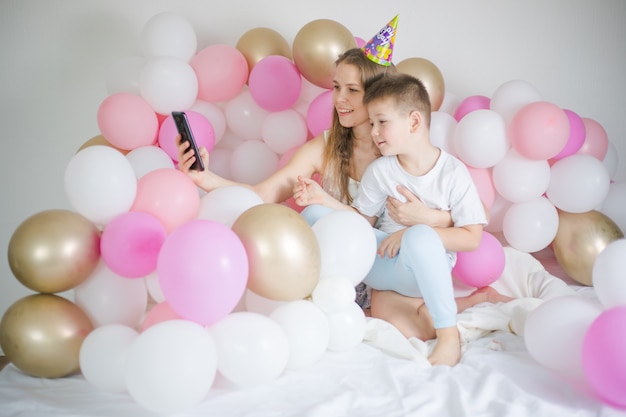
[292,19,357,89]
[8,209,101,293]
[231,204,321,301]
[552,209,624,286]
[396,57,445,111]
[236,27,292,74]
[0,294,94,378]
[77,134,128,155]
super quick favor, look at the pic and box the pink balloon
[131,168,200,233]
[97,93,159,150]
[249,55,302,112]
[466,166,495,209]
[306,90,333,137]
[452,231,505,288]
[157,220,248,326]
[454,95,491,121]
[582,306,626,408]
[550,109,586,161]
[509,101,570,160]
[140,301,181,332]
[101,211,167,278]
[577,117,609,161]
[158,110,215,161]
[191,44,248,103]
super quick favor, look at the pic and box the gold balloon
[236,27,292,74]
[231,204,321,301]
[8,209,101,293]
[292,19,357,89]
[77,134,128,155]
[396,57,445,111]
[552,209,624,286]
[0,294,94,378]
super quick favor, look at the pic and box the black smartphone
[172,111,205,171]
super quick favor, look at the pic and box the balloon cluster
[1,10,625,413]
[524,238,626,409]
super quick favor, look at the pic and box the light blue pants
[301,205,457,329]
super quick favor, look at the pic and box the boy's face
[332,63,368,128]
[367,97,412,156]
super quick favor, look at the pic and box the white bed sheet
[1,248,625,417]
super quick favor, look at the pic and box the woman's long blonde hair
[322,48,396,204]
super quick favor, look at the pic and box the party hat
[361,15,398,66]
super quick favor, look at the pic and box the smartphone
[172,111,205,171]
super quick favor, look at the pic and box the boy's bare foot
[428,326,461,366]
[470,286,514,305]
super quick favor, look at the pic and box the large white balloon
[261,109,308,155]
[140,12,197,61]
[198,186,263,227]
[125,320,217,414]
[502,197,558,253]
[453,109,509,168]
[139,57,198,115]
[64,145,137,226]
[126,145,175,178]
[229,139,279,184]
[311,275,357,313]
[592,239,626,309]
[312,210,377,285]
[325,302,367,351]
[492,148,551,203]
[490,79,542,124]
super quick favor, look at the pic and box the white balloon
[79,324,138,392]
[244,290,287,315]
[438,91,462,116]
[454,109,509,168]
[502,197,558,253]
[492,148,551,203]
[75,261,148,328]
[210,312,289,387]
[524,296,602,379]
[546,154,610,213]
[325,302,367,351]
[592,239,626,309]
[311,275,357,313]
[312,210,377,286]
[126,320,217,414]
[140,12,197,61]
[430,111,458,156]
[224,89,269,141]
[105,56,145,95]
[190,100,227,144]
[198,186,263,227]
[599,181,626,234]
[229,139,279,184]
[261,109,308,154]
[64,146,137,226]
[270,300,330,369]
[139,57,198,115]
[490,79,542,124]
[126,145,175,178]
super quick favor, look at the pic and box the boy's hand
[378,229,405,258]
[386,185,429,226]
[293,175,326,206]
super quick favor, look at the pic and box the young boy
[294,73,487,366]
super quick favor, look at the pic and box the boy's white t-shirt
[353,150,487,234]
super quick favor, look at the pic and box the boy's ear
[409,110,421,132]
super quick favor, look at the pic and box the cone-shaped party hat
[361,15,398,66]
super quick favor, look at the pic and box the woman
[178,48,508,343]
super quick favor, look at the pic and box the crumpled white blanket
[362,246,582,365]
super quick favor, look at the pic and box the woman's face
[332,62,369,128]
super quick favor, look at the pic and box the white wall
[1,0,625,351]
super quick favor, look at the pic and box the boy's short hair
[364,73,431,126]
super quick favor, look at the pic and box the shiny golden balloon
[552,209,624,286]
[0,294,94,378]
[236,27,292,74]
[8,209,101,293]
[231,204,321,301]
[292,19,357,89]
[77,134,128,155]
[396,57,445,111]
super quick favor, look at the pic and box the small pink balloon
[131,168,200,233]
[466,166,495,209]
[191,44,248,103]
[97,93,159,150]
[577,117,609,161]
[306,90,333,137]
[550,109,585,161]
[140,301,181,332]
[158,110,215,162]
[157,220,249,326]
[582,306,626,408]
[249,55,302,112]
[101,211,167,278]
[454,95,491,121]
[509,101,570,160]
[452,231,505,288]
